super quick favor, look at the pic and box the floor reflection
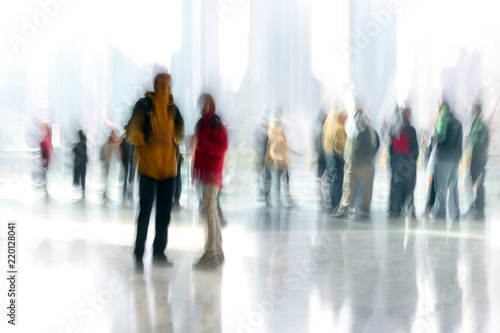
[0,197,498,332]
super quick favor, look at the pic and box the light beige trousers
[202,184,222,257]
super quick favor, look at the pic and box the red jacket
[41,129,51,168]
[193,113,228,188]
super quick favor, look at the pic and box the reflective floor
[1,186,500,333]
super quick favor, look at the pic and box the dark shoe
[475,211,485,220]
[349,211,369,220]
[388,211,400,219]
[152,254,173,267]
[134,256,143,268]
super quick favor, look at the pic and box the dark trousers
[389,155,416,216]
[73,163,86,193]
[134,175,175,258]
[173,155,183,204]
[325,154,344,210]
[470,160,486,214]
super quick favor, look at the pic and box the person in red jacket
[40,123,51,169]
[192,93,228,269]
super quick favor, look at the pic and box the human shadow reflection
[130,272,174,332]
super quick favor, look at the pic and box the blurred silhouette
[332,108,380,219]
[119,132,136,204]
[431,102,463,221]
[255,111,272,203]
[72,129,88,196]
[40,122,52,188]
[314,107,328,180]
[462,101,489,220]
[192,93,228,270]
[322,104,347,212]
[264,107,294,208]
[422,104,442,218]
[100,128,122,184]
[172,143,183,210]
[125,72,184,267]
[387,107,418,218]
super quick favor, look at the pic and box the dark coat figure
[256,117,271,201]
[120,137,135,202]
[432,103,463,221]
[388,108,419,217]
[73,130,88,193]
[463,103,489,219]
[315,110,328,178]
[333,109,379,219]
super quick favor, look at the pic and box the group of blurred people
[36,73,228,270]
[34,71,492,273]
[319,99,490,222]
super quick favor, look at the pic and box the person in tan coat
[332,108,379,219]
[265,114,294,208]
[125,73,184,266]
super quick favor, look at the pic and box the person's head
[404,107,412,123]
[354,108,364,123]
[473,102,482,117]
[154,73,171,96]
[332,106,346,126]
[198,93,216,117]
[440,102,450,115]
[338,111,347,126]
[78,129,86,140]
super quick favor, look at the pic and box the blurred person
[314,108,328,180]
[332,108,380,219]
[73,129,88,195]
[125,73,184,267]
[422,104,443,217]
[172,143,183,209]
[265,109,294,208]
[322,105,347,212]
[40,122,52,186]
[431,102,463,221]
[119,132,136,204]
[462,102,489,220]
[192,93,228,269]
[100,128,122,180]
[256,113,272,203]
[387,107,419,218]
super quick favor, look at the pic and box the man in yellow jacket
[125,73,184,266]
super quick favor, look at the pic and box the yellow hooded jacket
[322,107,346,158]
[125,92,183,180]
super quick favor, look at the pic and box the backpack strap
[139,97,152,143]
